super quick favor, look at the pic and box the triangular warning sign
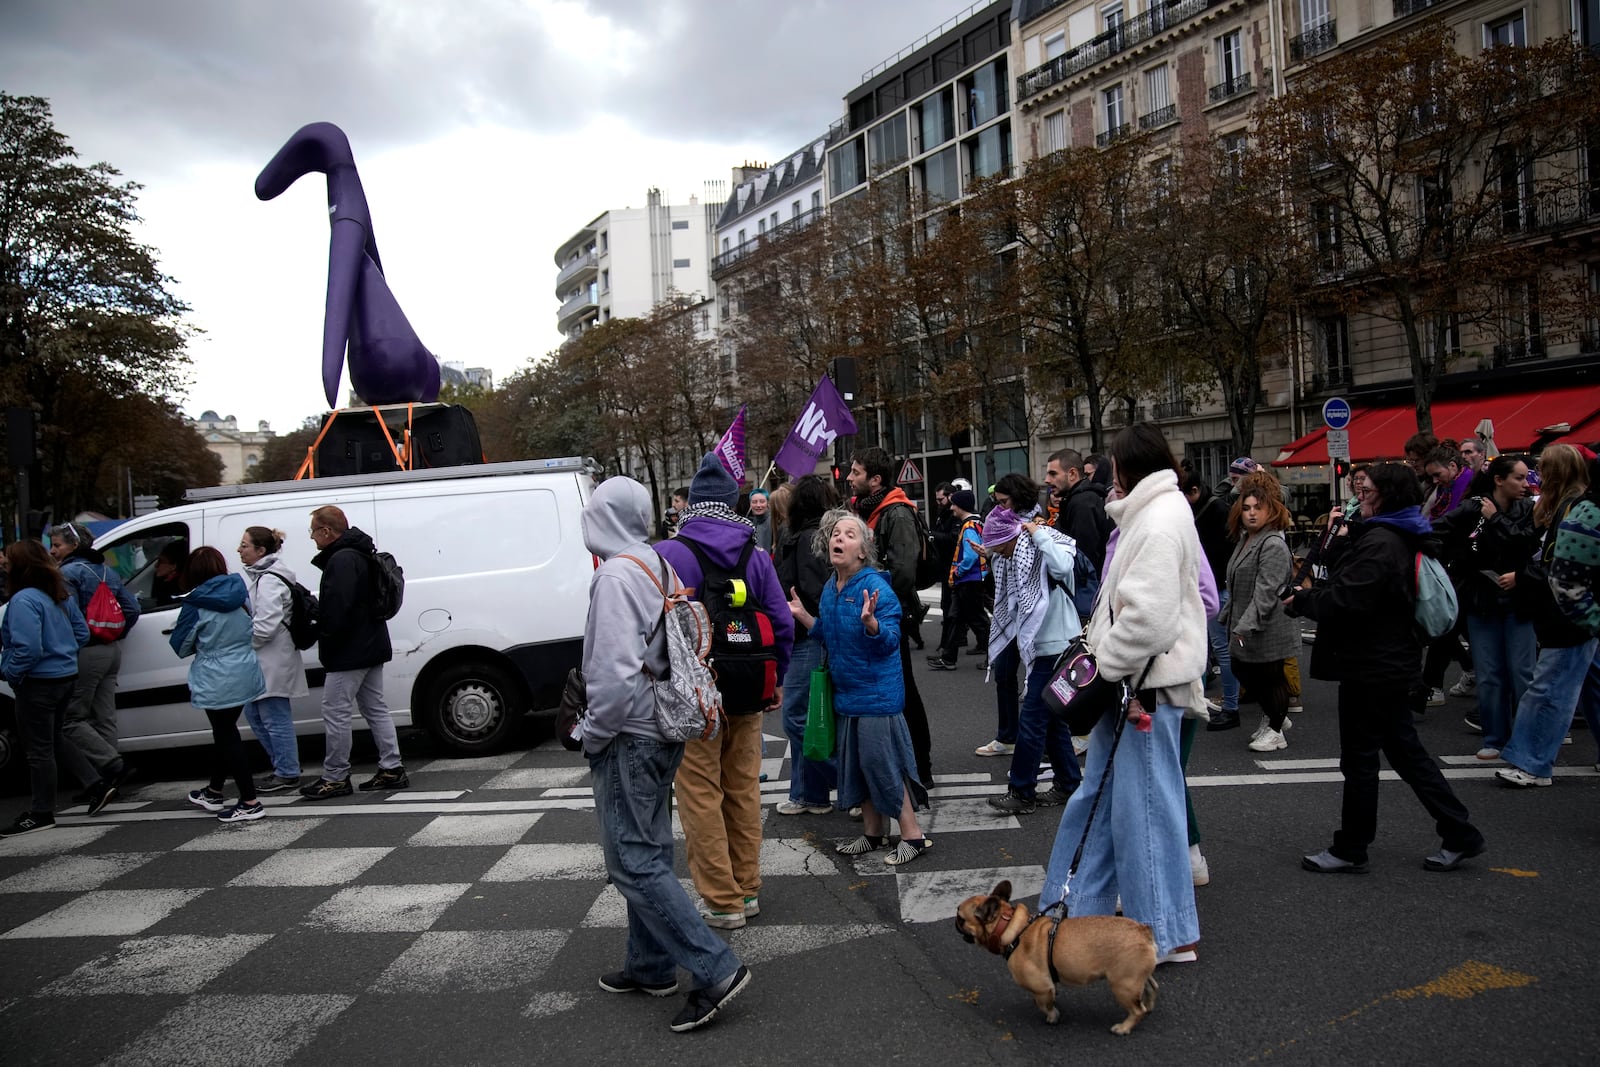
[898,459,923,484]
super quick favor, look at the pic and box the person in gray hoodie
[578,476,751,1034]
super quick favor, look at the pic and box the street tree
[1253,22,1600,432]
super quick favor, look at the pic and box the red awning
[1272,385,1600,466]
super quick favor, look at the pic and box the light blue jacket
[812,567,902,717]
[1,588,88,683]
[1028,526,1083,660]
[170,574,265,709]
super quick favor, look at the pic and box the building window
[1184,442,1231,491]
[1043,109,1067,154]
[1101,85,1126,142]
[1300,0,1330,30]
[1312,200,1342,271]
[1044,31,1067,60]
[737,228,746,245]
[721,237,730,253]
[671,220,689,230]
[770,212,779,229]
[1142,65,1174,127]
[869,115,909,168]
[917,146,960,203]
[961,57,1008,130]
[601,269,610,292]
[673,258,690,269]
[914,88,956,153]
[1316,315,1351,387]
[599,232,608,252]
[792,201,802,219]
[1492,144,1531,232]
[967,122,1012,181]
[758,219,767,235]
[828,135,866,193]
[1222,131,1247,180]
[1424,312,1461,365]
[1103,2,1125,41]
[812,190,823,210]
[1217,31,1244,88]
[1485,10,1526,48]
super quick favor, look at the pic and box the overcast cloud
[0,0,981,432]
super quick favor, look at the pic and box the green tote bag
[802,665,836,761]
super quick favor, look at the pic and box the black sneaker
[0,811,55,838]
[1463,713,1483,734]
[254,775,300,794]
[669,965,751,1033]
[598,970,679,997]
[85,781,117,817]
[299,777,353,801]
[928,659,958,671]
[359,767,410,792]
[1037,785,1075,807]
[987,790,1037,815]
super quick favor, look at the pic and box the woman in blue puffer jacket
[787,507,931,867]
[170,547,266,823]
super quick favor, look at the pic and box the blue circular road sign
[1322,397,1352,430]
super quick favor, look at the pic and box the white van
[0,458,598,773]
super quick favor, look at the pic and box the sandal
[835,834,887,856]
[885,838,933,866]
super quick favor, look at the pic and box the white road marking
[407,813,543,847]
[372,930,571,991]
[411,752,525,772]
[175,818,325,851]
[385,790,469,801]
[304,884,472,933]
[229,847,393,887]
[0,825,116,854]
[895,864,1046,924]
[104,994,355,1067]
[482,843,608,882]
[44,933,271,994]
[522,991,582,1018]
[481,768,588,790]
[1,888,205,938]
[0,852,156,893]
[726,922,896,965]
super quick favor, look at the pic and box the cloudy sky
[2,0,979,434]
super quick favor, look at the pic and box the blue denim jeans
[1006,654,1082,796]
[780,638,835,805]
[1499,639,1599,778]
[1577,644,1600,766]
[1207,592,1239,711]
[1040,703,1198,957]
[991,640,1021,745]
[1466,611,1536,750]
[243,695,301,778]
[588,734,741,990]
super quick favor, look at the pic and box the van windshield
[100,522,190,611]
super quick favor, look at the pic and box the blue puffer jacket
[1,588,88,683]
[169,574,265,709]
[60,546,141,641]
[811,567,902,717]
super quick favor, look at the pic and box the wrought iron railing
[1208,73,1252,103]
[712,208,823,274]
[1290,20,1338,62]
[1492,338,1546,366]
[1393,0,1444,17]
[1153,399,1192,419]
[1016,0,1217,100]
[1096,123,1133,148]
[1139,103,1178,129]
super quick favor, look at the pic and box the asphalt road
[1,620,1597,1065]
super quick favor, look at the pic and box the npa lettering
[797,403,837,450]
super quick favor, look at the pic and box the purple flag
[715,405,749,485]
[773,376,858,480]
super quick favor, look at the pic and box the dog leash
[1059,671,1151,903]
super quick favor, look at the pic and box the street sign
[1322,397,1352,430]
[898,459,923,484]
[1326,429,1351,461]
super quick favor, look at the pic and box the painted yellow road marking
[1490,867,1540,878]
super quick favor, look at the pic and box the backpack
[84,566,126,644]
[1413,552,1458,639]
[371,551,405,620]
[263,571,321,651]
[682,537,782,714]
[1070,548,1101,619]
[888,503,944,591]
[617,553,722,743]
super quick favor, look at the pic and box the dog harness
[996,902,1068,986]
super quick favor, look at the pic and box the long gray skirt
[836,713,930,815]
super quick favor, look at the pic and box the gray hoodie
[578,477,671,755]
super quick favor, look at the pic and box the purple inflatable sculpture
[255,122,441,408]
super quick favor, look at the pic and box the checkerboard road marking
[43,933,271,995]
[406,812,542,847]
[175,818,326,851]
[372,929,570,992]
[304,883,473,933]
[228,847,393,887]
[1,888,205,939]
[481,842,608,882]
[0,852,156,893]
[894,864,1046,924]
[104,993,355,1067]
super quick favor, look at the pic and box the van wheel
[421,662,522,754]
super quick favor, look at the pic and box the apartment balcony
[1016,0,1222,102]
[1153,398,1193,419]
[712,208,823,278]
[556,290,599,334]
[1311,366,1354,392]
[1492,338,1546,367]
[1289,20,1338,63]
[554,250,598,296]
[1139,103,1179,130]
[1096,123,1133,148]
[1208,72,1253,104]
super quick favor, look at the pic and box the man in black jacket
[1045,449,1112,573]
[300,505,408,799]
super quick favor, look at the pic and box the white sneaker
[974,740,1015,756]
[1191,852,1210,887]
[1448,672,1477,697]
[1475,747,1501,761]
[1426,688,1446,707]
[775,800,831,815]
[1495,767,1552,788]
[1250,715,1270,742]
[1249,728,1288,752]
[1286,703,1304,715]
[1071,735,1089,757]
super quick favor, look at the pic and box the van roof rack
[185,457,600,502]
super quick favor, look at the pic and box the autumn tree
[1254,22,1600,432]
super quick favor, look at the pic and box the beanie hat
[689,452,740,507]
[982,506,1023,548]
[950,489,976,513]
[1229,456,1261,477]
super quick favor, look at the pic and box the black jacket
[931,506,959,573]
[1054,479,1113,572]
[1288,517,1431,686]
[776,520,830,640]
[312,527,392,671]
[1190,494,1233,593]
[1433,496,1538,616]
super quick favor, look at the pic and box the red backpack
[85,566,126,644]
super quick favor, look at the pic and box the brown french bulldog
[953,879,1159,1034]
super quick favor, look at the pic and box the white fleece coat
[1089,469,1208,711]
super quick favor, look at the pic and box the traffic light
[1332,458,1350,481]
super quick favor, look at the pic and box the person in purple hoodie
[655,453,794,930]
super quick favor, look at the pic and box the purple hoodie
[656,516,795,682]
